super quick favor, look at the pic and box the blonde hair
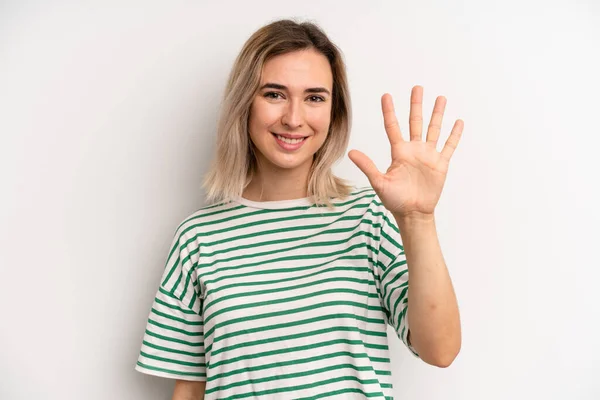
[202,18,354,209]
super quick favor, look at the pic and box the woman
[135,19,462,400]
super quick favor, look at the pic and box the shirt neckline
[232,196,313,210]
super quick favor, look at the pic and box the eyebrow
[259,83,331,96]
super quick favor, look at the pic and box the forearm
[393,212,461,367]
[172,380,206,400]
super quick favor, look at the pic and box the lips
[272,132,308,139]
[272,133,306,142]
[272,132,308,150]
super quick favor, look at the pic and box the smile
[275,134,305,144]
[272,133,308,151]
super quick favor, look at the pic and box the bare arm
[394,212,462,368]
[172,380,206,400]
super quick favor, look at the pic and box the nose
[281,99,304,129]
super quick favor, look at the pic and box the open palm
[349,86,464,217]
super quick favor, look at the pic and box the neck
[243,159,312,202]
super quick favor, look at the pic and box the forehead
[260,49,333,91]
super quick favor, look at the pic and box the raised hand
[348,85,464,218]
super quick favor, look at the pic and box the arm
[394,212,461,368]
[172,380,206,400]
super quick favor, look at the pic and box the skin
[242,48,333,201]
[172,380,205,400]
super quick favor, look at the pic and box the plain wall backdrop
[1,1,599,399]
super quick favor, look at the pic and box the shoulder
[345,185,378,205]
[172,200,241,242]
[349,186,387,215]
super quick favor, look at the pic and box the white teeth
[276,134,305,144]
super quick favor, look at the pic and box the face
[248,48,333,174]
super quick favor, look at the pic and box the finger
[348,149,382,185]
[426,95,447,148]
[409,85,424,141]
[381,93,404,147]
[440,119,464,161]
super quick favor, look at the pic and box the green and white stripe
[136,187,419,399]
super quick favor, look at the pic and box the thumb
[348,150,382,185]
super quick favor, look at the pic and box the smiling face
[248,48,334,175]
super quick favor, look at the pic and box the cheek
[248,103,273,146]
[308,107,332,133]
[250,102,280,129]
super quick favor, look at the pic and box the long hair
[202,18,353,209]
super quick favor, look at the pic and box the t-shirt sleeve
[135,225,207,381]
[373,205,420,359]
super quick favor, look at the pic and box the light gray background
[1,1,599,399]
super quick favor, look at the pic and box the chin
[270,156,311,170]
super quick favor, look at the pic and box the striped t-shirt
[135,186,420,399]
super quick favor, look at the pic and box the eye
[264,91,283,99]
[308,95,325,102]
